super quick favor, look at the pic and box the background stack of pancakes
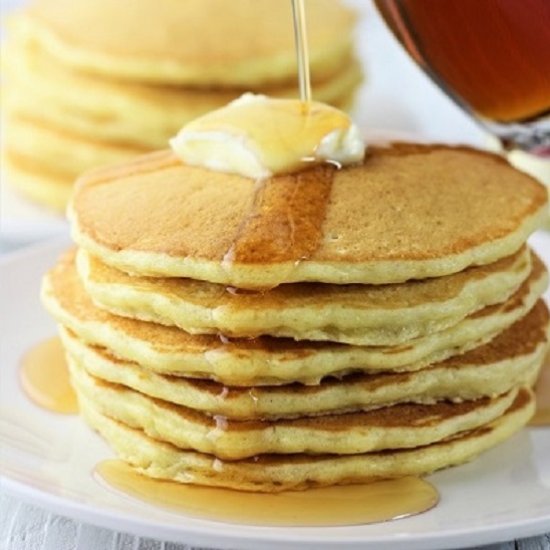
[43,143,549,492]
[1,0,360,211]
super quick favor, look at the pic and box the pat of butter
[170,94,365,179]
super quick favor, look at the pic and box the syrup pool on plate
[20,336,78,414]
[95,459,439,526]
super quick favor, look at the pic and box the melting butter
[170,94,364,179]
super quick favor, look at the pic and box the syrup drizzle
[95,459,439,526]
[291,0,312,105]
[530,353,550,426]
[206,415,229,442]
[221,166,334,280]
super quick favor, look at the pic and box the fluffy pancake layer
[78,388,535,492]
[69,145,548,287]
[58,299,549,420]
[76,246,531,344]
[43,249,549,385]
[70,360,521,460]
[45,238,548,485]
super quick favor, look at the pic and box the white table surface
[1,1,548,548]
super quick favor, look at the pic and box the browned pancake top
[72,144,547,267]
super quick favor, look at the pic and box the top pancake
[70,144,548,288]
[16,0,355,86]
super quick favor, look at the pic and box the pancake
[15,0,355,86]
[3,112,147,178]
[76,246,531,344]
[78,388,535,492]
[2,35,362,149]
[69,144,548,288]
[59,299,549,420]
[2,150,73,211]
[69,358,519,460]
[42,249,548,385]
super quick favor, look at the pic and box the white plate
[1,235,550,550]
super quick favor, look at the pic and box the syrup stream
[291,0,312,105]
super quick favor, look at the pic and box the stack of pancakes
[1,0,360,210]
[43,143,549,492]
